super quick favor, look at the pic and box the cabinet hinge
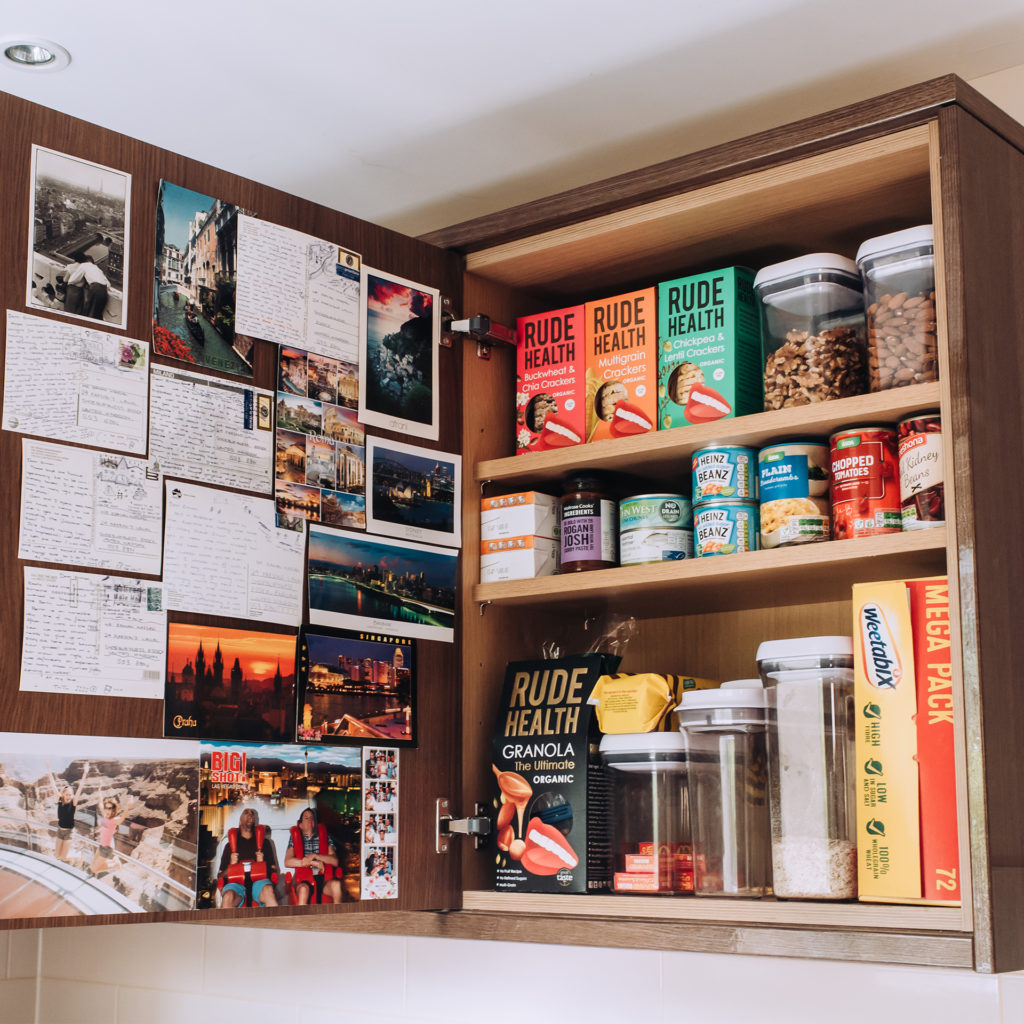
[440,303,515,360]
[436,797,491,853]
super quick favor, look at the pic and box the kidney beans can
[829,425,901,539]
[692,445,758,505]
[758,441,831,548]
[897,411,944,529]
[693,501,759,556]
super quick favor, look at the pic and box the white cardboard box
[480,491,559,541]
[480,535,560,582]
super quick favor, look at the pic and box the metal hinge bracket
[436,797,492,853]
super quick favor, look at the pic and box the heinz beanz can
[758,441,831,548]
[619,493,694,565]
[829,425,901,539]
[692,445,758,505]
[694,501,759,557]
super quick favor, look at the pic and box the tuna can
[897,411,944,529]
[692,445,758,505]
[619,494,693,566]
[829,425,901,539]
[693,501,759,557]
[758,441,831,548]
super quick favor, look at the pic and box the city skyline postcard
[164,622,298,742]
[0,732,198,919]
[358,267,439,441]
[297,627,416,747]
[366,436,461,548]
[308,525,457,643]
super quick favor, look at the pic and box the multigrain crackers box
[491,656,614,893]
[585,288,656,442]
[515,305,585,454]
[657,268,762,429]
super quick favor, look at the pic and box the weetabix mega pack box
[491,656,613,893]
[657,268,762,429]
[585,288,656,442]
[515,305,585,454]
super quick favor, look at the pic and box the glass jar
[753,254,868,410]
[856,225,937,391]
[756,636,857,900]
[677,680,771,897]
[560,471,617,572]
[600,733,692,894]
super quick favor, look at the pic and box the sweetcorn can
[694,501,759,557]
[692,445,758,505]
[829,426,901,539]
[758,441,831,548]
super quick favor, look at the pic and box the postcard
[358,267,440,441]
[149,366,274,494]
[3,310,148,453]
[164,623,297,742]
[19,439,162,575]
[27,145,130,330]
[20,568,166,699]
[153,181,253,376]
[235,215,362,363]
[297,628,415,746]
[197,740,362,908]
[163,481,305,626]
[366,436,461,547]
[361,747,399,899]
[308,526,457,643]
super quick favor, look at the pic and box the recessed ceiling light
[1,38,71,72]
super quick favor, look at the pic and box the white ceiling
[2,1,1024,238]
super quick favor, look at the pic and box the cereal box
[585,288,656,442]
[657,268,762,429]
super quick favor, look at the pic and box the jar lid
[753,253,860,290]
[856,224,934,265]
[563,470,611,492]
[677,679,764,710]
[599,732,687,768]
[756,635,854,662]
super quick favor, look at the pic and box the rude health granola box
[657,268,762,428]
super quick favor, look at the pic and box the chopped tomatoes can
[829,426,901,539]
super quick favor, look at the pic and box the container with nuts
[857,225,938,391]
[753,254,868,410]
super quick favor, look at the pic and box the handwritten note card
[163,481,305,625]
[20,567,166,698]
[3,310,149,453]
[236,215,360,362]
[149,366,274,494]
[19,439,163,575]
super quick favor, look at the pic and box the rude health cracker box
[491,656,614,893]
[585,288,656,442]
[515,305,585,454]
[657,268,762,428]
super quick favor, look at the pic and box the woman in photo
[47,760,89,864]
[90,792,125,876]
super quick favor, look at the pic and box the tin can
[758,441,831,548]
[619,494,692,531]
[897,412,944,529]
[829,425,901,539]
[693,501,759,557]
[692,445,758,505]
[619,494,693,566]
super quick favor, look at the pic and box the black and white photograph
[358,267,440,441]
[367,437,461,547]
[27,146,130,329]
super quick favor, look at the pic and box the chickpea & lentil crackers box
[585,288,656,442]
[515,305,586,454]
[657,268,762,428]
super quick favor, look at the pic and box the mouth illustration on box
[539,414,582,448]
[684,384,731,423]
[520,817,579,875]
[609,400,653,437]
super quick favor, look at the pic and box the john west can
[758,441,831,548]
[829,426,901,539]
[619,493,694,565]
[694,501,759,557]
[692,445,757,505]
[897,411,944,529]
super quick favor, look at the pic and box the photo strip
[361,747,398,899]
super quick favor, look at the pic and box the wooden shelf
[478,381,941,492]
[474,527,947,615]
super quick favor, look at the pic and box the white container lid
[599,732,687,756]
[753,253,860,291]
[856,224,934,265]
[677,679,764,710]
[756,635,854,662]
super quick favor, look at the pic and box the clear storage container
[856,225,937,391]
[600,733,692,894]
[753,254,867,410]
[756,636,857,900]
[677,680,771,897]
